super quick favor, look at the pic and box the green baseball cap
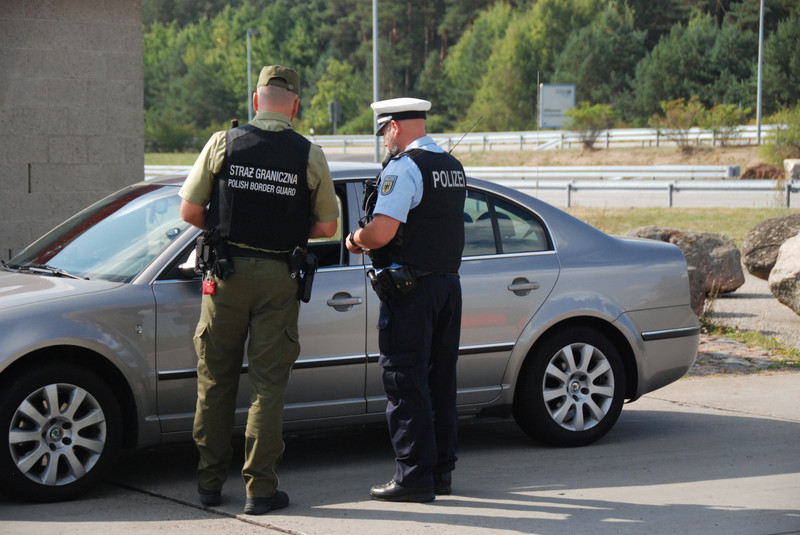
[257,65,300,94]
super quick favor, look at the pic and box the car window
[307,184,346,268]
[464,189,550,255]
[11,184,192,282]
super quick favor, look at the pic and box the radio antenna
[449,115,483,154]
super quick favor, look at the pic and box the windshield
[9,184,192,282]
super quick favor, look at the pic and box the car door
[457,188,559,403]
[285,181,369,421]
[152,181,369,433]
[365,187,560,413]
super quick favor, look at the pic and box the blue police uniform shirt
[373,136,444,223]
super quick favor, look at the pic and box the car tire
[513,327,626,447]
[0,363,123,502]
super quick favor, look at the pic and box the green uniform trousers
[192,256,300,498]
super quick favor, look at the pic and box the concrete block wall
[0,0,143,260]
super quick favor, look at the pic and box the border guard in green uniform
[179,65,338,515]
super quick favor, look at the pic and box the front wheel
[513,327,626,447]
[0,363,122,502]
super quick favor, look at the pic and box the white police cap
[371,97,431,135]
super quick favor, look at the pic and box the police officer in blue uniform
[346,97,466,502]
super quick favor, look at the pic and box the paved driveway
[2,372,798,535]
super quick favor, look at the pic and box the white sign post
[538,84,576,129]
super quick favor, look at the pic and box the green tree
[440,2,515,124]
[438,0,497,54]
[725,0,799,33]
[761,103,800,165]
[650,96,707,153]
[553,2,647,120]
[623,0,694,49]
[467,0,601,131]
[761,15,800,116]
[700,103,752,146]
[140,0,800,143]
[633,14,756,119]
[565,102,621,150]
[306,59,369,135]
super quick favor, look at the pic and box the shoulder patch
[380,176,397,195]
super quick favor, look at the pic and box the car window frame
[464,187,554,257]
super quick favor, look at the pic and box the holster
[195,229,235,280]
[289,247,318,303]
[366,266,417,302]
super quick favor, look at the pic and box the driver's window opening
[307,186,345,268]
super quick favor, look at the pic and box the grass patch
[565,206,798,247]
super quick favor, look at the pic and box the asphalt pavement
[1,375,798,534]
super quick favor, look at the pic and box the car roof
[142,162,575,231]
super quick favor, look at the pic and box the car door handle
[327,293,363,312]
[508,279,539,296]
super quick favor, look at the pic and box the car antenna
[449,115,483,154]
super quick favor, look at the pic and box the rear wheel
[513,327,626,447]
[0,363,122,502]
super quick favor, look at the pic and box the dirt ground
[456,144,767,173]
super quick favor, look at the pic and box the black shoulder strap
[225,123,259,142]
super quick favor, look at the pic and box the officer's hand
[346,231,365,255]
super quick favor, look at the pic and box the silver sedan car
[0,163,699,502]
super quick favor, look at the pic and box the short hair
[258,84,298,107]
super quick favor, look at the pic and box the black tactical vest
[207,125,311,251]
[372,148,466,272]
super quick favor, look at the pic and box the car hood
[0,271,122,310]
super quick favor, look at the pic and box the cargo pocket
[282,324,301,367]
[193,321,209,359]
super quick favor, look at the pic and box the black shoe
[198,487,222,507]
[434,472,452,495]
[244,490,290,515]
[370,480,435,503]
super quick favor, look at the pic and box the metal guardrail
[463,165,740,180]
[494,179,798,208]
[309,125,780,153]
[144,165,796,207]
[145,164,741,181]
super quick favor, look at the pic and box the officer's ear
[290,96,299,119]
[252,92,259,113]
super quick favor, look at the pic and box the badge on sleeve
[381,176,397,195]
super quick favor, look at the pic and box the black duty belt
[415,270,458,279]
[227,244,289,262]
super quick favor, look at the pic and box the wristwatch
[348,231,361,250]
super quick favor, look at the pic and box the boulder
[768,233,800,315]
[785,159,800,181]
[741,214,800,280]
[628,226,744,315]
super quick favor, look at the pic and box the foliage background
[142,0,800,150]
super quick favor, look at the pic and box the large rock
[628,226,744,315]
[741,214,800,280]
[785,159,800,181]
[768,233,800,315]
[741,163,783,179]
